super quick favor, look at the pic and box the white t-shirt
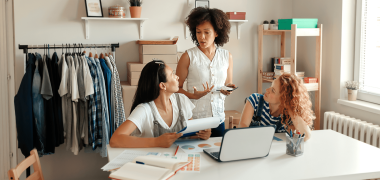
[127,93,195,137]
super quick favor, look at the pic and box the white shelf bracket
[85,19,89,39]
[236,22,244,39]
[139,20,145,39]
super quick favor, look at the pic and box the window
[354,0,380,105]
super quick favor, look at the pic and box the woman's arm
[239,101,255,127]
[289,113,312,142]
[176,52,214,99]
[109,120,182,148]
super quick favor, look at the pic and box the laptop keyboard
[209,152,220,159]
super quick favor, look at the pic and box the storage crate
[278,18,318,30]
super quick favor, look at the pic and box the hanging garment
[71,54,80,155]
[41,54,56,154]
[51,52,64,146]
[86,57,102,150]
[76,54,86,151]
[58,54,68,137]
[81,55,94,146]
[94,58,110,157]
[14,53,35,157]
[65,55,73,151]
[109,55,126,132]
[99,58,112,137]
[32,53,46,156]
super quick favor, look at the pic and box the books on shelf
[304,77,318,83]
[303,83,318,91]
[109,156,191,180]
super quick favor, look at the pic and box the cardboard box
[303,83,318,91]
[139,54,177,64]
[139,44,177,55]
[127,62,178,72]
[121,81,138,116]
[128,71,141,79]
[226,12,246,20]
[127,77,139,86]
[224,110,242,129]
[127,62,145,72]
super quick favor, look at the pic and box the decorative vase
[347,89,358,101]
[129,6,141,18]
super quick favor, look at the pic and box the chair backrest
[8,149,44,180]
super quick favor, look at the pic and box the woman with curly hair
[239,74,313,141]
[176,7,236,137]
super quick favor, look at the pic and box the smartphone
[216,87,239,92]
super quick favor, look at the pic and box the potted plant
[263,20,269,30]
[345,81,359,101]
[129,0,142,18]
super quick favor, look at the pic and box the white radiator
[324,111,380,148]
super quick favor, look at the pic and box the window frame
[354,0,380,105]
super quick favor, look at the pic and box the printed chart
[176,153,201,173]
[175,140,221,153]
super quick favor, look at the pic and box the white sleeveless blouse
[186,46,229,120]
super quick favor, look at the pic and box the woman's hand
[220,83,237,96]
[193,82,214,99]
[155,133,183,148]
[197,129,211,140]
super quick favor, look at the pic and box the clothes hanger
[89,45,93,58]
[105,45,108,57]
[99,44,104,59]
[82,43,86,56]
[94,44,98,59]
[62,44,64,55]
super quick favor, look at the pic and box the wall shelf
[185,20,248,40]
[81,17,148,39]
[258,24,323,129]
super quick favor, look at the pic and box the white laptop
[204,125,276,162]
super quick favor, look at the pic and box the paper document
[101,150,160,171]
[176,153,201,172]
[175,139,222,153]
[178,117,222,135]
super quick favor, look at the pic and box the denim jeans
[32,53,46,156]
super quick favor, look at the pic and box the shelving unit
[81,17,148,39]
[185,20,248,40]
[257,24,323,130]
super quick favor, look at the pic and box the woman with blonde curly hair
[239,74,313,141]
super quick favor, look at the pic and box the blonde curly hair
[278,74,314,128]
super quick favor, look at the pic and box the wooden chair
[8,149,44,180]
[225,110,242,129]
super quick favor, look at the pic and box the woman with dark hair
[239,74,313,141]
[110,60,211,148]
[176,7,236,137]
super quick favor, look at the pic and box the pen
[174,145,179,156]
[290,129,293,138]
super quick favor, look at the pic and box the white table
[107,130,380,180]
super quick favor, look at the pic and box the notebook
[109,156,191,180]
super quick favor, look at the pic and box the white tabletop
[107,130,380,180]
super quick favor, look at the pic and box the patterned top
[246,93,294,133]
[94,58,110,158]
[109,55,126,131]
[86,57,102,150]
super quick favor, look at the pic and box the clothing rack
[19,43,120,73]
[18,43,119,178]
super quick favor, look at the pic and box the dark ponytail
[130,60,167,113]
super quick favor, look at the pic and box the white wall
[292,0,379,126]
[13,0,292,179]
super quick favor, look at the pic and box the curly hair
[185,7,231,47]
[278,74,314,128]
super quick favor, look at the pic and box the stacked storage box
[127,44,178,85]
